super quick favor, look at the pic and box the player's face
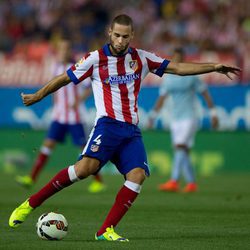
[109,23,134,56]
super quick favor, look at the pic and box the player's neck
[108,44,128,57]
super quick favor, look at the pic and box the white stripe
[111,84,124,122]
[68,165,80,182]
[93,51,107,118]
[93,80,107,118]
[40,146,51,155]
[109,56,124,122]
[124,180,141,193]
[124,55,137,124]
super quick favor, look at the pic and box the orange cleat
[182,183,197,193]
[158,180,179,192]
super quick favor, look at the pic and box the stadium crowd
[0,0,249,60]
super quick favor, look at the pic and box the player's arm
[165,61,241,80]
[201,89,219,129]
[21,72,71,106]
[151,95,167,113]
[148,94,167,128]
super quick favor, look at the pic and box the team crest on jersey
[90,144,99,152]
[129,60,138,71]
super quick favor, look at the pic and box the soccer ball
[36,212,68,240]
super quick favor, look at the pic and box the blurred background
[0,0,250,176]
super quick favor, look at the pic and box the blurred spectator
[0,0,249,68]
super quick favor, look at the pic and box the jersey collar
[103,44,133,57]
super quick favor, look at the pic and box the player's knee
[74,157,100,179]
[126,167,146,184]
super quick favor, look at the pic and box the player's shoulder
[85,50,99,59]
[75,50,99,67]
[134,47,154,56]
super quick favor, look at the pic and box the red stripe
[131,49,143,124]
[72,53,92,82]
[98,49,115,118]
[84,52,91,60]
[117,57,132,123]
[146,58,161,72]
[73,85,80,123]
[78,65,93,82]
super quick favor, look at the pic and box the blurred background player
[16,39,106,193]
[148,48,219,193]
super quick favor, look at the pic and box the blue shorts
[81,117,149,176]
[47,121,86,146]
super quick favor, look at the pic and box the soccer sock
[97,180,141,236]
[29,165,80,208]
[93,173,102,182]
[30,146,52,181]
[171,149,186,181]
[182,152,195,183]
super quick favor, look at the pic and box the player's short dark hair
[111,14,134,31]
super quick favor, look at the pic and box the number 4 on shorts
[93,134,102,145]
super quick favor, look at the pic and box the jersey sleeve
[66,52,95,84]
[143,50,170,77]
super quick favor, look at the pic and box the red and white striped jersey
[51,63,90,124]
[67,44,170,125]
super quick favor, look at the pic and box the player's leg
[181,146,197,192]
[159,121,185,191]
[9,117,112,228]
[95,168,146,241]
[69,123,106,193]
[16,121,66,187]
[159,119,197,192]
[9,157,100,228]
[96,132,149,242]
[181,120,197,192]
[159,144,188,192]
[68,123,106,193]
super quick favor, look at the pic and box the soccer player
[15,39,105,193]
[9,14,240,242]
[148,48,219,193]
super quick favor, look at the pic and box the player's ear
[131,31,134,40]
[108,27,112,37]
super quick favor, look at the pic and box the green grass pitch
[0,172,250,250]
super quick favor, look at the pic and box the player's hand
[21,92,41,106]
[214,64,241,80]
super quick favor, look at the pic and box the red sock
[29,167,74,208]
[94,173,102,182]
[31,152,49,181]
[97,185,139,236]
